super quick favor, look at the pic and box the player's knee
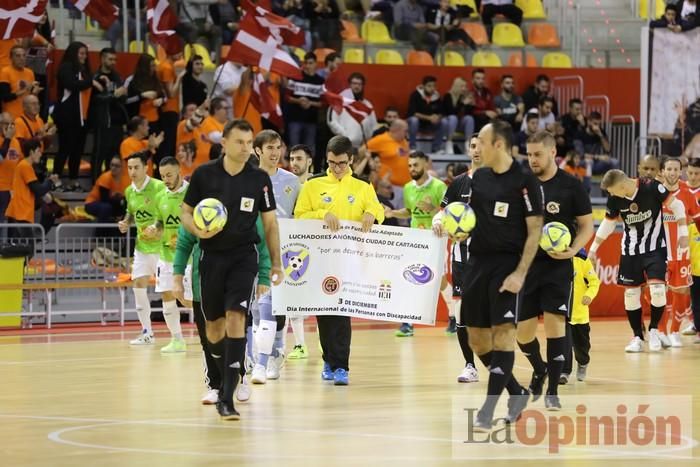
[649,282,667,307]
[205,320,226,343]
[516,317,537,344]
[467,328,490,354]
[492,324,516,351]
[543,312,566,338]
[624,287,642,310]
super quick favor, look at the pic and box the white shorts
[156,260,193,300]
[132,250,159,279]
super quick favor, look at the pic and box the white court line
[0,356,133,365]
[512,364,689,389]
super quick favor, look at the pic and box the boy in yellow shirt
[561,250,600,384]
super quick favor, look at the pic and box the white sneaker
[648,329,662,352]
[251,364,267,384]
[129,332,155,345]
[266,350,285,380]
[457,363,479,383]
[669,332,683,347]
[681,324,696,335]
[201,389,218,405]
[236,375,251,402]
[658,332,672,349]
[625,336,643,353]
[445,141,455,155]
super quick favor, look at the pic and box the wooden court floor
[1,320,699,466]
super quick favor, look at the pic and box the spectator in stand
[282,0,313,50]
[84,155,128,222]
[676,0,700,30]
[14,95,55,153]
[176,102,205,166]
[318,52,342,80]
[288,144,314,183]
[575,111,615,175]
[394,0,439,57]
[0,113,22,222]
[559,149,588,189]
[310,0,342,51]
[559,98,586,147]
[0,39,17,70]
[90,48,128,181]
[471,68,497,131]
[494,74,524,130]
[426,0,477,49]
[442,77,475,155]
[31,10,54,121]
[214,0,241,45]
[156,50,186,167]
[512,112,539,166]
[481,0,523,37]
[178,0,222,61]
[522,74,558,117]
[650,4,684,31]
[407,76,447,153]
[0,45,41,120]
[328,72,378,147]
[176,140,198,181]
[196,97,229,167]
[521,96,556,131]
[286,52,325,167]
[366,119,410,206]
[373,106,401,137]
[211,61,245,118]
[53,42,93,192]
[126,54,166,137]
[182,55,208,107]
[120,116,163,176]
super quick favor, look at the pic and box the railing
[610,115,637,175]
[584,95,611,135]
[552,75,584,111]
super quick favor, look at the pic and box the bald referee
[182,119,283,420]
[464,120,544,432]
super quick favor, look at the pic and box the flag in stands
[251,72,283,129]
[0,0,47,40]
[146,0,182,55]
[240,0,304,48]
[70,0,119,29]
[323,89,374,124]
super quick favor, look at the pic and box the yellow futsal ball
[441,202,476,239]
[539,221,572,253]
[193,198,228,231]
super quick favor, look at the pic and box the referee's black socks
[478,351,524,395]
[221,337,246,403]
[209,339,225,382]
[546,337,566,395]
[626,308,644,339]
[481,351,515,418]
[518,339,547,375]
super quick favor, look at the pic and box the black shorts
[520,257,573,321]
[617,249,667,287]
[461,254,521,328]
[452,261,465,297]
[199,247,258,321]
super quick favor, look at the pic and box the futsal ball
[539,221,572,253]
[193,198,228,231]
[441,202,476,239]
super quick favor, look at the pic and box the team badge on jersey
[240,197,254,212]
[630,203,639,213]
[494,201,509,218]
[659,184,667,193]
[348,195,355,204]
[284,185,293,195]
[546,201,560,214]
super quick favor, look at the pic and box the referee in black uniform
[517,131,593,411]
[182,119,283,420]
[463,120,544,432]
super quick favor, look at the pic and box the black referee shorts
[520,257,573,321]
[199,247,258,321]
[617,249,667,287]
[452,261,465,298]
[461,254,521,328]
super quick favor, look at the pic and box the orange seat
[341,20,365,43]
[406,50,434,65]
[507,52,537,67]
[528,23,560,48]
[461,22,489,45]
[314,48,336,66]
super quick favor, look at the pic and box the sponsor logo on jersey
[263,185,271,208]
[546,201,560,214]
[624,210,652,224]
[522,188,533,212]
[134,210,153,221]
[165,214,180,226]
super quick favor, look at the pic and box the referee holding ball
[182,119,283,420]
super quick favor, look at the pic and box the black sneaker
[216,400,240,420]
[528,370,547,402]
[504,387,530,424]
[471,410,493,433]
[445,316,457,334]
[559,374,570,385]
[544,394,562,411]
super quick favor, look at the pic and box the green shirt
[155,181,189,263]
[403,176,447,229]
[125,177,165,254]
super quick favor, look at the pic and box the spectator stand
[584,94,611,136]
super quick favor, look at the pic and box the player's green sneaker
[160,338,187,353]
[395,323,414,337]
[288,344,309,359]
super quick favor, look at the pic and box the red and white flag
[71,0,119,29]
[0,0,47,40]
[146,0,182,55]
[227,13,301,79]
[240,0,304,48]
[251,72,283,129]
[323,89,374,124]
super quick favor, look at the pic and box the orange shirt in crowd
[0,66,36,119]
[0,40,18,69]
[175,120,199,179]
[139,98,159,123]
[14,113,45,151]
[234,86,262,136]
[157,60,179,114]
[5,158,37,223]
[0,136,23,191]
[366,132,411,186]
[563,164,586,181]
[85,170,129,204]
[196,116,224,168]
[120,136,153,175]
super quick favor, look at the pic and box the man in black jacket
[522,74,559,118]
[90,48,128,181]
[407,76,447,153]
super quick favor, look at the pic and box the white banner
[648,28,700,136]
[272,219,447,324]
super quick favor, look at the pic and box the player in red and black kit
[590,169,688,353]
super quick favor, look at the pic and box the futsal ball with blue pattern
[441,202,476,239]
[194,198,228,231]
[539,221,572,253]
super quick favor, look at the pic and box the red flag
[251,73,283,129]
[240,0,304,47]
[227,13,301,79]
[0,0,47,40]
[322,89,373,125]
[146,0,182,55]
[71,0,119,29]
